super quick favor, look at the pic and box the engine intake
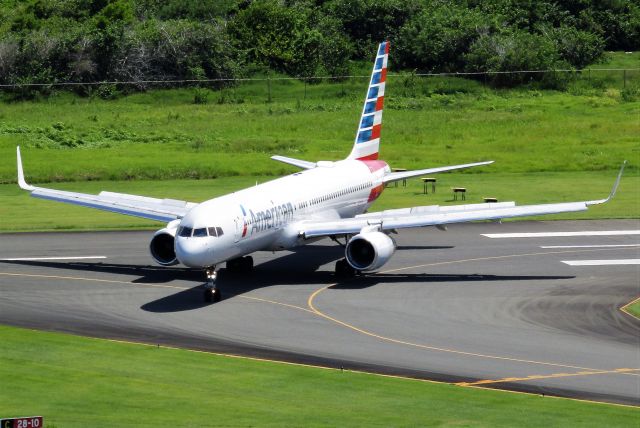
[150,227,178,266]
[345,231,395,272]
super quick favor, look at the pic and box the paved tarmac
[0,220,638,405]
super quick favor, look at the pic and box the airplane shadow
[397,245,454,250]
[330,273,576,290]
[0,245,343,313]
[0,246,574,313]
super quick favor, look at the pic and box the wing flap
[355,201,516,219]
[31,188,191,222]
[300,201,589,238]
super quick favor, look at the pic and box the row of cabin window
[301,181,372,208]
[177,226,224,238]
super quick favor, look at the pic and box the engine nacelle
[345,231,396,272]
[149,227,178,266]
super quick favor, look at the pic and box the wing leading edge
[17,147,195,222]
[300,162,626,238]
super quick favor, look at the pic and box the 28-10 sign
[1,417,43,428]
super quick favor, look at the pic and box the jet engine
[149,227,178,266]
[345,231,396,272]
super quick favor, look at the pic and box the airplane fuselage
[174,159,390,268]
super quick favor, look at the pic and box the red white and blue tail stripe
[348,41,389,161]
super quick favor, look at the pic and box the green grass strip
[0,325,637,427]
[623,300,640,320]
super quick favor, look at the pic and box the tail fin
[347,41,389,161]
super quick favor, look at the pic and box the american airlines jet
[17,41,624,302]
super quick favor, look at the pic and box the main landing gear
[226,256,254,273]
[335,258,358,278]
[203,266,221,303]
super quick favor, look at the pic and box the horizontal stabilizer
[271,155,316,170]
[383,161,494,183]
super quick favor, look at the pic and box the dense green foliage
[0,0,637,92]
[1,325,638,426]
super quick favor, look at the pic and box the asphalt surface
[0,220,638,405]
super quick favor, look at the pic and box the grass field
[0,325,637,427]
[1,85,637,182]
[0,53,637,231]
[0,54,638,185]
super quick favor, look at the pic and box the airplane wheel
[335,259,355,278]
[242,256,254,271]
[227,256,253,273]
[226,258,241,272]
[204,289,221,303]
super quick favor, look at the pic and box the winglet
[586,160,626,206]
[17,146,35,191]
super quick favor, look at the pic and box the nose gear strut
[203,266,221,303]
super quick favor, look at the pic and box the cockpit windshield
[177,226,224,238]
[178,226,192,237]
[193,228,207,237]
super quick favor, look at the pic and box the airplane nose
[174,236,213,268]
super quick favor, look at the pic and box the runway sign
[1,417,43,428]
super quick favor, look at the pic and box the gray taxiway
[0,220,638,405]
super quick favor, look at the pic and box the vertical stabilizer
[347,41,389,160]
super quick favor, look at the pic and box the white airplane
[17,41,625,302]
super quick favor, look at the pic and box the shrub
[547,25,605,69]
[464,30,567,87]
[395,3,487,72]
[193,88,208,104]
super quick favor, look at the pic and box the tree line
[0,0,637,94]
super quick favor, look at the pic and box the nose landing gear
[203,266,221,303]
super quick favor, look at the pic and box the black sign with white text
[1,417,43,428]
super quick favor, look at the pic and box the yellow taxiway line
[458,368,640,387]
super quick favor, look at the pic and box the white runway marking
[561,259,640,266]
[483,230,640,239]
[0,256,107,261]
[541,244,640,249]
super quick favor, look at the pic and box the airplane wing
[271,155,316,169]
[299,162,626,239]
[16,147,196,222]
[383,161,494,184]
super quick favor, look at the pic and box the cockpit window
[207,227,218,237]
[193,228,208,237]
[178,226,192,237]
[216,227,224,236]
